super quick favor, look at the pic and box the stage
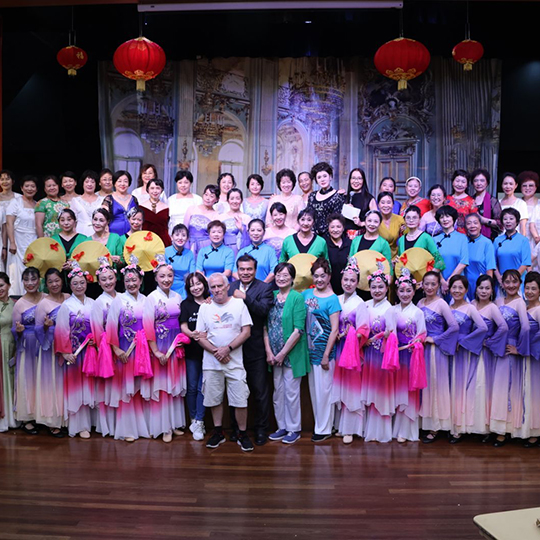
[1,430,538,539]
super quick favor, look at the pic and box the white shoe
[343,435,353,444]
[192,420,205,441]
[163,431,173,443]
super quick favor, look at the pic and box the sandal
[421,431,439,444]
[49,428,65,438]
[21,422,39,435]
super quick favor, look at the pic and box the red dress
[399,197,431,218]
[447,195,477,234]
[143,208,171,246]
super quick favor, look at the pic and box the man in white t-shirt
[196,272,253,451]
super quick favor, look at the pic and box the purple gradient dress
[54,296,96,436]
[465,306,508,434]
[142,288,187,438]
[391,303,426,441]
[187,214,213,262]
[522,307,540,438]
[12,298,40,424]
[360,298,395,442]
[222,216,249,258]
[419,299,459,432]
[35,298,64,429]
[331,294,368,437]
[450,306,487,436]
[490,298,530,437]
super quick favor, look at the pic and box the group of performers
[0,162,538,448]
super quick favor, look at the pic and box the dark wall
[2,1,540,185]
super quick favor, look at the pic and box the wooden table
[474,508,540,539]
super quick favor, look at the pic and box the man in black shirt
[229,254,274,445]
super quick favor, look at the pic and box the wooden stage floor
[1,429,539,540]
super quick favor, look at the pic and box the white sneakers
[190,420,205,441]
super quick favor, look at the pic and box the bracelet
[1,247,6,251]
[228,345,233,352]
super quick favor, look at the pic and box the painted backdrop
[98,56,501,201]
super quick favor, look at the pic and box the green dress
[105,233,125,264]
[0,299,17,431]
[349,235,393,275]
[50,233,89,259]
[396,232,445,272]
[279,234,329,263]
[35,198,69,237]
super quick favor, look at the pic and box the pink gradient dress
[105,291,150,440]
[360,298,395,442]
[142,287,188,437]
[90,291,117,436]
[389,302,427,442]
[35,297,64,429]
[54,295,96,436]
[332,293,368,437]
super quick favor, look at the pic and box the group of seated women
[0,161,538,448]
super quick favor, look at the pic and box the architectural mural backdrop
[98,56,501,201]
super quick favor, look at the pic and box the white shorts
[202,368,250,408]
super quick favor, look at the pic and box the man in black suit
[229,254,274,445]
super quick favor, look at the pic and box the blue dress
[107,196,137,236]
[196,243,235,276]
[465,235,497,300]
[164,245,196,299]
[493,231,531,275]
[433,230,469,281]
[302,289,341,366]
[236,243,278,281]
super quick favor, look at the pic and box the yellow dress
[379,214,405,259]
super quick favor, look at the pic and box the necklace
[319,186,333,195]
[151,200,158,213]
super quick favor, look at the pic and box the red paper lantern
[57,45,87,77]
[113,36,166,92]
[452,39,484,71]
[374,37,431,90]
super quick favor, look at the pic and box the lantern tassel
[136,79,146,92]
[398,79,407,90]
[67,68,77,77]
[464,62,473,71]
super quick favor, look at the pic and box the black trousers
[229,355,270,434]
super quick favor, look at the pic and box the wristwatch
[228,345,233,352]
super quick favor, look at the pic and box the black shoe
[493,435,509,447]
[449,435,464,444]
[481,434,493,444]
[21,422,39,435]
[255,432,268,446]
[421,431,439,444]
[311,433,331,443]
[206,431,226,449]
[49,427,65,438]
[237,433,254,452]
[229,429,240,443]
[523,437,540,448]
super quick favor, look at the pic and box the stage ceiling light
[138,1,403,12]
